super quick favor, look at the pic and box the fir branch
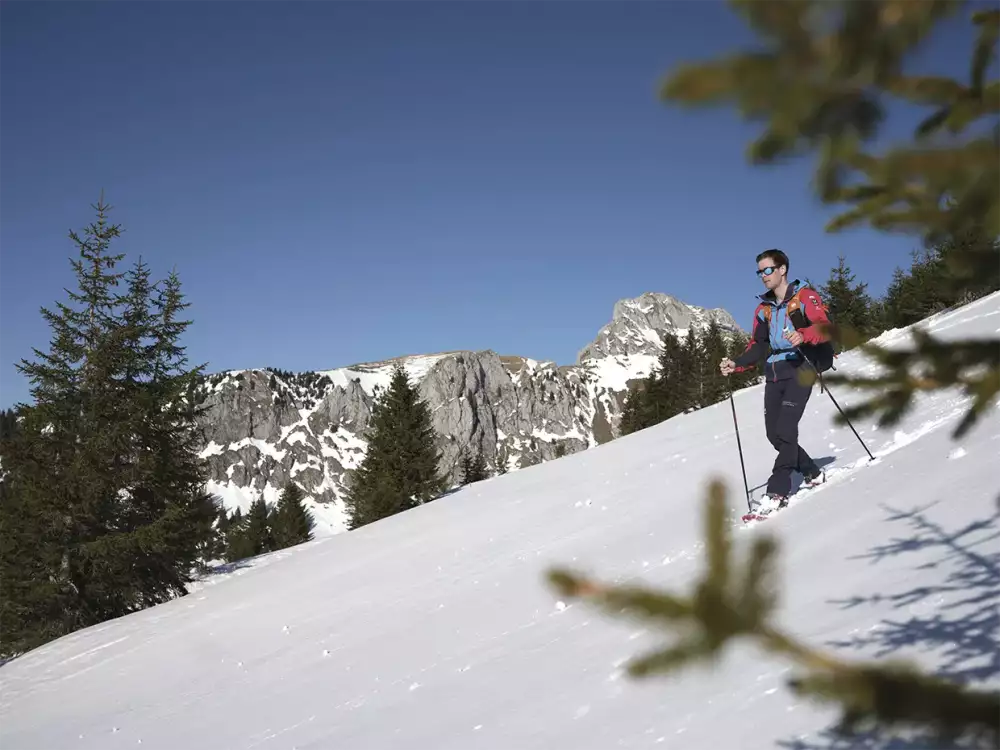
[824,329,1000,438]
[660,0,1000,246]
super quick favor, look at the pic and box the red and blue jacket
[732,280,835,381]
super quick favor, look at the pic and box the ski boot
[744,493,786,521]
[803,469,826,489]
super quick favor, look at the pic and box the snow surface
[319,354,451,397]
[2,293,999,749]
[580,353,659,392]
[204,479,346,536]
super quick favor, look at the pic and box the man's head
[755,248,789,293]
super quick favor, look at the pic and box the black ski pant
[764,376,819,498]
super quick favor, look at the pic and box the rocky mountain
[577,292,740,361]
[195,292,744,535]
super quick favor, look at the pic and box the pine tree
[619,331,690,436]
[650,330,687,422]
[0,198,216,656]
[935,230,1000,304]
[619,386,646,436]
[460,448,489,484]
[0,408,19,441]
[676,329,703,411]
[271,483,315,549]
[699,320,731,406]
[881,250,956,330]
[213,504,231,559]
[879,266,914,330]
[819,255,876,350]
[908,249,956,319]
[0,406,19,510]
[224,508,256,562]
[243,496,274,556]
[343,364,445,530]
[725,331,761,391]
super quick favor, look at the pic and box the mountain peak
[577,292,742,363]
[178,291,746,532]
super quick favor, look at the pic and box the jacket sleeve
[797,288,832,345]
[732,308,769,371]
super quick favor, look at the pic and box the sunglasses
[756,266,778,277]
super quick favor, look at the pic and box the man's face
[757,258,785,292]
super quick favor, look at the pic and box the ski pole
[727,379,752,511]
[793,344,876,462]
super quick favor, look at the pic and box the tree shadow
[777,499,1000,750]
[196,559,253,577]
[777,728,989,750]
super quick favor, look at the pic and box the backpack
[756,286,837,373]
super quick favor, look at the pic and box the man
[719,248,835,515]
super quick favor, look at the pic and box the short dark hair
[756,248,789,272]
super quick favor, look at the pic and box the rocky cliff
[195,292,742,534]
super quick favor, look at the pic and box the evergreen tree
[0,406,19,514]
[460,448,489,484]
[725,332,761,392]
[224,508,256,562]
[699,320,731,406]
[877,232,1000,335]
[212,504,231,560]
[619,385,648,437]
[649,330,687,422]
[217,504,231,537]
[619,331,688,435]
[934,230,1000,304]
[271,483,315,549]
[0,198,216,657]
[676,329,703,411]
[243,496,274,556]
[879,266,916,330]
[906,249,956,320]
[881,250,954,330]
[0,407,19,442]
[343,364,445,530]
[819,255,876,350]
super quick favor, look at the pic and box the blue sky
[0,1,976,408]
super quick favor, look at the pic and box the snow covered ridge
[577,291,741,361]
[2,292,997,749]
[192,293,744,535]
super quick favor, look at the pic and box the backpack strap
[787,285,838,373]
[756,302,770,325]
[787,286,827,330]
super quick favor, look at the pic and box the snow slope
[2,293,998,750]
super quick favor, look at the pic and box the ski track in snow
[1,292,999,749]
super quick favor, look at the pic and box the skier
[719,248,835,515]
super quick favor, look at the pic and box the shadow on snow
[777,497,1000,750]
